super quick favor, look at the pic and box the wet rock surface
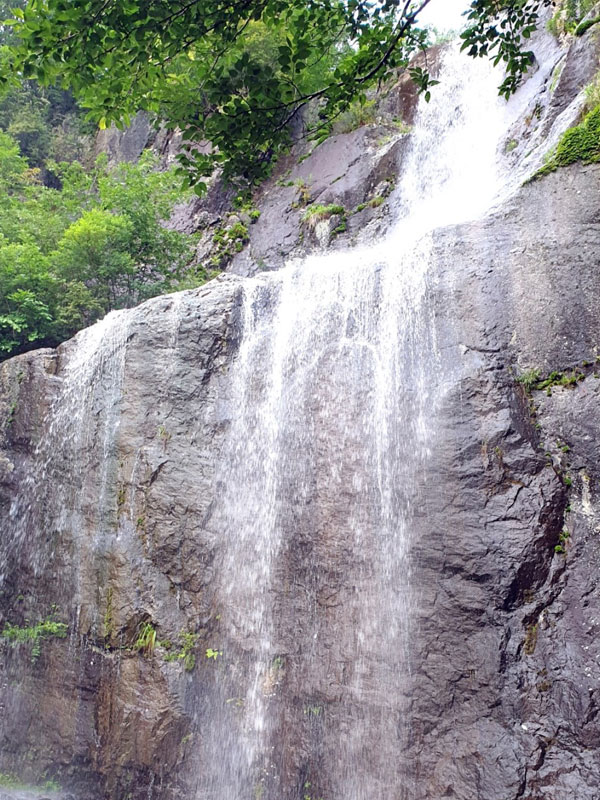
[0,278,244,800]
[406,162,600,799]
[2,27,600,800]
[1,162,599,799]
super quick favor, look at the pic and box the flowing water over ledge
[197,45,558,798]
[0,38,567,800]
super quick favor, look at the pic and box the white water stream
[0,35,564,800]
[199,43,555,800]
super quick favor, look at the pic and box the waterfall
[0,37,560,800]
[0,311,131,603]
[196,44,545,800]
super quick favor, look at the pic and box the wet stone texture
[0,162,599,799]
[406,162,600,800]
[2,18,600,793]
[0,278,245,800]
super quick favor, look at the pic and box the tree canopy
[0,136,196,359]
[0,1,552,191]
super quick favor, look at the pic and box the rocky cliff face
[2,22,600,800]
[404,162,600,799]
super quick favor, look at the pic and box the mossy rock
[533,106,600,179]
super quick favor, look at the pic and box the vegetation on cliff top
[0,1,553,191]
[0,1,203,360]
[0,140,195,359]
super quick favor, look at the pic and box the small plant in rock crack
[1,615,68,664]
[516,368,541,392]
[6,400,17,424]
[301,204,345,224]
[134,622,157,656]
[515,364,592,394]
[291,178,312,207]
[157,424,171,442]
[206,647,223,660]
[524,623,538,655]
[163,631,199,671]
[555,529,570,554]
[303,704,323,716]
[303,781,324,800]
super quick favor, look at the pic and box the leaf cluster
[0,1,439,189]
[1,614,68,663]
[0,2,557,189]
[0,133,195,360]
[460,1,553,99]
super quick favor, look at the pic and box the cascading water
[192,44,552,800]
[0,311,131,606]
[0,35,562,800]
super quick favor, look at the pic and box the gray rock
[1,161,599,799]
[94,112,154,165]
[2,28,600,800]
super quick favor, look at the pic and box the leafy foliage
[0,0,24,46]
[1,615,68,663]
[460,1,553,99]
[0,1,551,190]
[0,75,90,170]
[0,133,194,359]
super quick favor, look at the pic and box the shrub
[332,97,377,135]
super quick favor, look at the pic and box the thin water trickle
[0,309,131,630]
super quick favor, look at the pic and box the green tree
[0,131,194,359]
[95,152,193,299]
[0,240,56,353]
[0,126,26,188]
[0,81,83,167]
[54,209,136,311]
[0,1,552,191]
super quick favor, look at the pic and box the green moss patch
[575,15,600,35]
[302,204,345,223]
[533,106,600,179]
